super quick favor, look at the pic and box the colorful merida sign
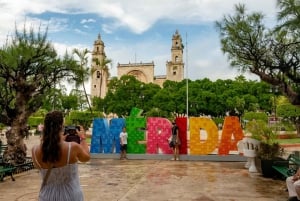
[90,108,244,155]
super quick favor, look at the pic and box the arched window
[173,66,177,76]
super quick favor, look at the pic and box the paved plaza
[0,135,294,201]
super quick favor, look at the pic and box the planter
[258,157,288,178]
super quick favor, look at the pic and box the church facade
[90,30,184,99]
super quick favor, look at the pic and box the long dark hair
[42,111,64,163]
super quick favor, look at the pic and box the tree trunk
[4,91,30,164]
[82,82,92,114]
[4,122,27,164]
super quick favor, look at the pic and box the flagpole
[186,32,189,122]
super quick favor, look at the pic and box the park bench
[0,144,16,181]
[0,144,35,181]
[272,154,300,179]
[0,163,15,181]
[14,157,35,174]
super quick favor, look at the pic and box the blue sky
[0,0,278,93]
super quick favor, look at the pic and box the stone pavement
[0,135,293,201]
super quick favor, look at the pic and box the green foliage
[245,120,275,143]
[242,111,268,123]
[65,110,103,129]
[245,119,282,160]
[31,109,48,117]
[100,74,276,118]
[212,117,224,126]
[258,142,282,161]
[277,104,300,118]
[72,48,93,113]
[0,25,80,127]
[28,117,44,127]
[277,103,300,135]
[61,93,79,111]
[279,119,296,131]
[216,2,300,105]
[27,109,47,128]
[145,108,171,119]
[41,88,64,111]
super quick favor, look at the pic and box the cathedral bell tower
[166,30,184,82]
[91,34,108,99]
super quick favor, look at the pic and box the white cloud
[0,0,278,35]
[0,0,279,88]
[80,18,96,24]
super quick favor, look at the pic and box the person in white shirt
[119,127,128,160]
[287,168,300,201]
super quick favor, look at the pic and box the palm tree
[73,48,93,113]
[92,57,112,98]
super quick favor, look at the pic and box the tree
[61,93,79,111]
[73,48,93,113]
[216,3,300,105]
[41,88,64,111]
[0,26,80,164]
[277,104,300,136]
[70,89,88,111]
[276,0,300,36]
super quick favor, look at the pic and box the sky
[0,0,279,93]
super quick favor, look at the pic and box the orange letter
[218,116,244,155]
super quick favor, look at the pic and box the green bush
[28,117,44,128]
[242,111,268,123]
[65,110,103,129]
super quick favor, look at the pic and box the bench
[0,163,15,181]
[14,157,35,174]
[272,154,300,179]
[0,144,35,181]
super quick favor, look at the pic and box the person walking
[119,127,128,160]
[37,123,44,138]
[31,110,90,201]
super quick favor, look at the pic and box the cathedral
[90,30,184,98]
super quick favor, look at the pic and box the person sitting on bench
[287,168,300,201]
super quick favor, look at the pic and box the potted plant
[245,119,284,177]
